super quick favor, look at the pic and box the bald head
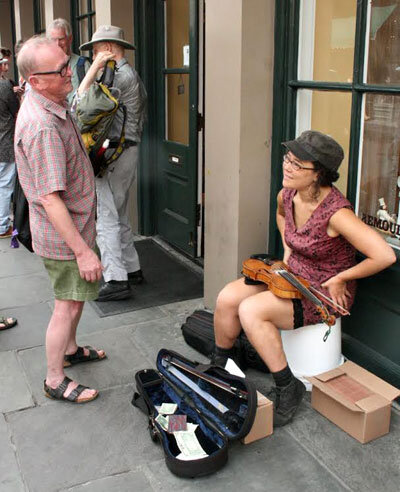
[17,37,61,80]
[17,36,72,104]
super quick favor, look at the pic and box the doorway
[135,0,204,259]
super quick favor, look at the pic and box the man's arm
[77,51,115,95]
[39,192,102,283]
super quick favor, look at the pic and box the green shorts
[42,255,99,301]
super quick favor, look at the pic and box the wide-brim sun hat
[79,25,135,51]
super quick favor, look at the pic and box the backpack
[76,56,89,84]
[75,60,127,177]
[12,173,33,252]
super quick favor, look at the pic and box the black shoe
[210,353,229,368]
[96,280,132,302]
[270,377,306,428]
[127,269,144,285]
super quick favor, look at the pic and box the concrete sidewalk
[1,238,399,492]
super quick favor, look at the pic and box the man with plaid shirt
[15,37,105,404]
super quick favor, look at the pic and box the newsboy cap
[282,130,344,171]
[79,25,135,51]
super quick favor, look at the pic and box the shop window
[297,89,352,194]
[273,0,400,252]
[298,0,357,83]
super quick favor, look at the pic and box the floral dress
[282,186,357,326]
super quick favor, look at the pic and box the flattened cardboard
[242,391,273,444]
[307,361,400,444]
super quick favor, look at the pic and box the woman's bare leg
[214,278,266,349]
[238,291,306,427]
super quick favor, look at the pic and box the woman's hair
[0,47,11,58]
[313,161,339,186]
[310,161,340,199]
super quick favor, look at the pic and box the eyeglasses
[282,153,315,171]
[32,57,70,78]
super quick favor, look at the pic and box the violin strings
[275,269,323,306]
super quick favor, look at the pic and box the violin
[242,257,350,340]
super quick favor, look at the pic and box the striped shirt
[14,90,96,260]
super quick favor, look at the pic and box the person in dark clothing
[0,51,19,238]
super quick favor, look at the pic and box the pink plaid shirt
[14,90,96,260]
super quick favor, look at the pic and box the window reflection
[366,0,400,85]
[358,93,400,248]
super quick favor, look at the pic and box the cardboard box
[242,391,273,444]
[307,361,400,443]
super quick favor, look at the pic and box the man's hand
[76,248,103,283]
[92,50,115,71]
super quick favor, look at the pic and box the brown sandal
[44,376,98,403]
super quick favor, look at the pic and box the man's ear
[28,75,45,91]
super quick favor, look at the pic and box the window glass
[166,73,189,145]
[298,0,357,82]
[357,93,400,249]
[365,0,400,85]
[296,89,352,194]
[165,0,190,68]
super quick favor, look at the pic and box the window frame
[70,0,96,54]
[33,0,46,34]
[269,0,400,257]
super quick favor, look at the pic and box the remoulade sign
[361,213,400,236]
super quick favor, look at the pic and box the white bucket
[281,318,344,391]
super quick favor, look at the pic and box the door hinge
[196,203,201,226]
[197,112,204,132]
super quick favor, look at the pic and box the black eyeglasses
[32,58,70,78]
[282,153,315,171]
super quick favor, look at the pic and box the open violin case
[132,349,257,478]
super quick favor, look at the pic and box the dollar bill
[174,430,207,459]
[155,414,169,431]
[186,423,198,433]
[156,403,178,415]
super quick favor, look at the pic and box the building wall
[204,0,275,308]
[0,0,15,76]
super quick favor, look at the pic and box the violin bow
[271,265,338,340]
[308,286,350,317]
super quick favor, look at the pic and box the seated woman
[212,130,396,428]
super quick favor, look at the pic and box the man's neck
[35,89,66,107]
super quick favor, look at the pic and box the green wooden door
[154,0,199,256]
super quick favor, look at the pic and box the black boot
[210,345,236,368]
[96,280,132,302]
[268,377,306,428]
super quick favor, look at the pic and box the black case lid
[156,348,257,441]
